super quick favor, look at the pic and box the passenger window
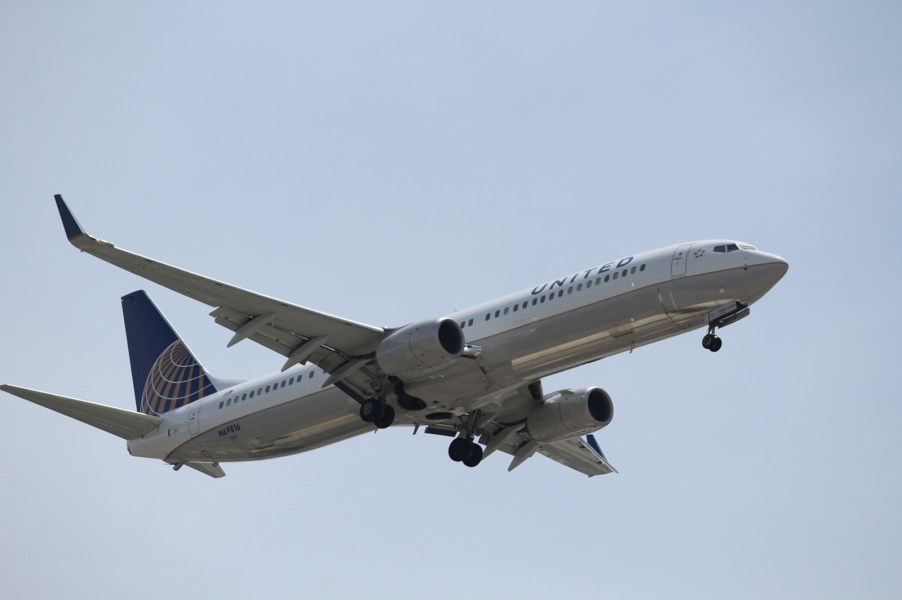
[586,281,592,288]
[309,372,314,379]
[513,304,518,312]
[219,401,224,409]
[640,264,646,272]
[289,377,294,385]
[504,307,509,315]
[257,388,263,395]
[485,314,490,321]
[540,296,546,303]
[495,310,500,318]
[242,393,247,401]
[460,321,466,328]
[613,272,619,280]
[558,290,564,297]
[468,318,474,326]
[604,275,610,282]
[567,286,573,294]
[250,390,255,398]
[630,266,637,274]
[532,298,538,306]
[522,301,528,309]
[577,284,583,291]
[226,398,232,406]
[281,381,286,388]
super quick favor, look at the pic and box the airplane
[1,195,788,478]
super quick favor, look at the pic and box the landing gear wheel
[462,443,484,468]
[360,400,395,428]
[702,333,723,352]
[359,399,380,423]
[448,437,471,462]
[374,405,395,429]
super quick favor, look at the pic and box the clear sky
[1,2,900,599]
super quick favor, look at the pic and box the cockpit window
[738,243,757,250]
[713,243,742,253]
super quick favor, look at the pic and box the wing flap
[1,384,161,440]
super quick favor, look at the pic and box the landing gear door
[671,244,692,278]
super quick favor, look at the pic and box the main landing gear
[359,399,395,429]
[448,436,484,468]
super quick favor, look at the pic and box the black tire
[374,405,395,429]
[463,443,484,468]
[359,399,380,423]
[448,437,471,462]
[710,336,723,352]
[702,333,715,349]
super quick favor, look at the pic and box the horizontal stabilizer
[1,384,161,440]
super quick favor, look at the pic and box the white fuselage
[128,241,787,465]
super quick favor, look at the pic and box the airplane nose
[752,252,789,287]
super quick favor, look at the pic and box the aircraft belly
[170,387,371,462]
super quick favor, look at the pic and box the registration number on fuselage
[218,423,241,437]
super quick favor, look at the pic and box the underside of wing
[536,435,618,477]
[487,428,617,477]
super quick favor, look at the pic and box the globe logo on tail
[140,341,215,415]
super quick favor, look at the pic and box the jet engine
[375,318,464,378]
[526,387,613,443]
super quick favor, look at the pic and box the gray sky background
[1,2,900,598]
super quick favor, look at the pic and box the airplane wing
[1,384,161,440]
[537,435,618,477]
[485,428,617,477]
[54,195,389,401]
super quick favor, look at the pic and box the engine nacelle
[375,318,464,378]
[526,387,613,443]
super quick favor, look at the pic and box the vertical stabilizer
[122,291,218,415]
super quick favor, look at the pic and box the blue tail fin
[122,291,218,415]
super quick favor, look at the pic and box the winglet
[54,194,85,239]
[586,434,618,474]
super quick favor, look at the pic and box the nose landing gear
[702,301,750,353]
[702,331,723,352]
